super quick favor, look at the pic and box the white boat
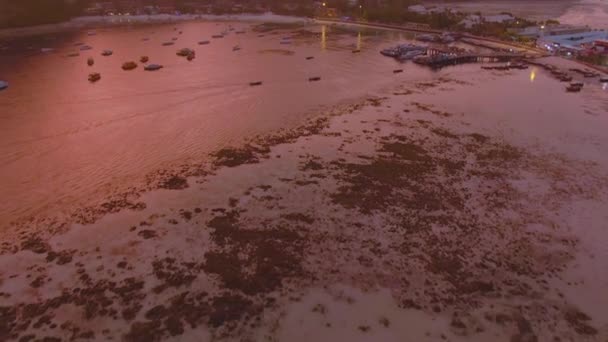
[0,80,8,90]
[144,64,163,71]
[101,49,113,56]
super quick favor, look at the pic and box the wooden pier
[416,48,522,68]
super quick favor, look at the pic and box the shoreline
[0,12,310,39]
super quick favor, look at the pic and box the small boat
[212,35,224,39]
[176,48,194,57]
[352,49,361,53]
[171,37,178,41]
[162,42,175,46]
[198,40,210,45]
[600,77,608,83]
[187,54,195,61]
[88,73,101,82]
[140,56,149,63]
[66,52,80,57]
[308,77,321,82]
[144,64,163,71]
[141,37,150,41]
[236,30,246,34]
[0,80,8,91]
[393,69,403,73]
[566,85,582,92]
[79,45,93,51]
[87,31,97,36]
[559,75,573,82]
[122,61,138,70]
[249,81,263,86]
[101,49,113,56]
[178,31,183,34]
[566,82,583,92]
[74,42,84,46]
[509,63,528,70]
[87,57,94,66]
[232,45,241,51]
[306,56,314,60]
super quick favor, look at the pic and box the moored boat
[140,56,149,63]
[566,82,583,92]
[308,76,321,82]
[87,57,94,66]
[0,80,8,90]
[144,64,163,71]
[176,48,194,57]
[198,40,210,45]
[600,76,608,83]
[249,81,263,86]
[88,72,101,82]
[122,61,137,70]
[162,42,175,46]
[101,50,113,56]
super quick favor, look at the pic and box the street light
[322,2,326,7]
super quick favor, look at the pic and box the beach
[1,17,608,342]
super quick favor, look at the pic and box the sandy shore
[0,13,309,39]
[1,53,607,341]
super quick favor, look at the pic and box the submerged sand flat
[1,60,608,341]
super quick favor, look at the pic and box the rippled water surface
[0,22,434,226]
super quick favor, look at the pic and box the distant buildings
[536,27,608,53]
[459,13,514,29]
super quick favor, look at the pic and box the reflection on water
[530,68,537,82]
[357,31,362,50]
[321,25,327,50]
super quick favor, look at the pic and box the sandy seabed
[1,56,608,342]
